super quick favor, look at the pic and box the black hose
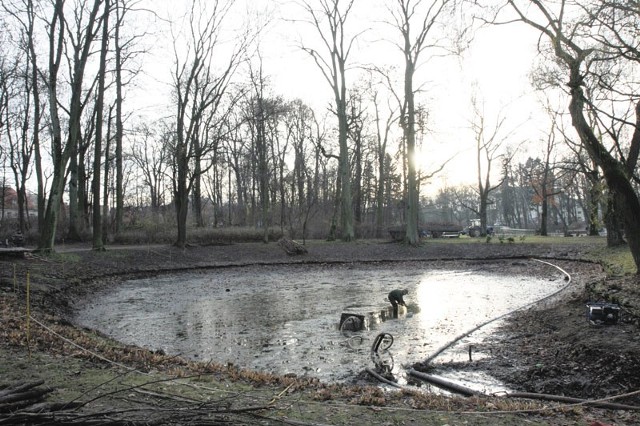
[365,368,403,388]
[408,369,482,396]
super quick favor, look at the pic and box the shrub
[113,225,284,245]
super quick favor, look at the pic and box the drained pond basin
[74,260,568,392]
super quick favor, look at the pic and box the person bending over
[388,289,408,310]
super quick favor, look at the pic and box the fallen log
[278,238,308,255]
[0,380,45,398]
[0,388,53,405]
[0,380,54,414]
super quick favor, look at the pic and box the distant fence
[493,228,537,237]
[495,228,591,237]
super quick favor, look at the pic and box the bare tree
[222,111,249,226]
[505,0,640,272]
[112,0,147,235]
[371,87,397,238]
[345,88,367,232]
[296,0,358,241]
[0,39,33,234]
[468,96,515,236]
[387,0,461,245]
[2,0,48,234]
[129,121,170,212]
[283,99,318,240]
[554,110,608,239]
[91,0,110,250]
[170,0,252,248]
[65,0,107,243]
[244,56,284,243]
[35,0,104,251]
[524,126,562,237]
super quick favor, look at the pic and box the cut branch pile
[0,380,51,413]
[0,378,278,425]
[0,380,84,424]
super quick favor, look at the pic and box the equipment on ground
[586,302,620,325]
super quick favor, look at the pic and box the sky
[135,0,549,195]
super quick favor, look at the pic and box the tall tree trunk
[40,151,70,249]
[353,131,362,234]
[404,61,420,245]
[327,171,341,242]
[586,174,601,236]
[258,124,269,243]
[233,162,246,226]
[540,195,548,236]
[569,73,640,271]
[67,138,81,241]
[479,191,489,237]
[39,0,103,251]
[604,193,625,247]
[175,172,189,248]
[373,95,391,239]
[337,94,353,241]
[102,106,113,244]
[38,0,66,251]
[92,0,109,251]
[375,153,386,238]
[25,0,46,235]
[114,0,124,235]
[192,134,204,227]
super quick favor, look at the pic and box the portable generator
[586,302,620,325]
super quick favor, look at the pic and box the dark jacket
[388,289,407,306]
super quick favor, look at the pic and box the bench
[0,247,32,259]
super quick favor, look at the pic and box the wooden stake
[26,270,31,358]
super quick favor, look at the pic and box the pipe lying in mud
[499,391,640,411]
[407,369,482,396]
[405,371,640,411]
[365,368,403,389]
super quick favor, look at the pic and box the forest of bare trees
[1,0,640,271]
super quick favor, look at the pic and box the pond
[73,261,568,391]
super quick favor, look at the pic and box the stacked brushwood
[278,238,308,255]
[0,379,275,425]
[0,380,82,424]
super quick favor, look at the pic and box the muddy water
[74,261,567,390]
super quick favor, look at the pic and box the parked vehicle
[388,222,463,240]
